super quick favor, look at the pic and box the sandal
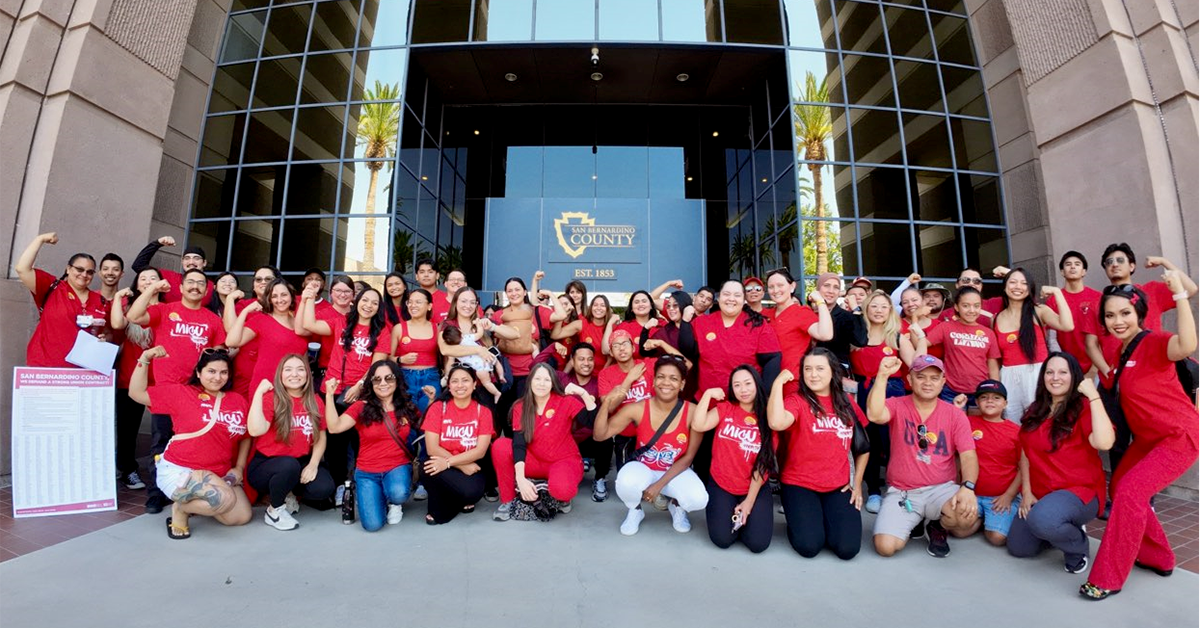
[1134,561,1174,577]
[425,514,438,526]
[1079,582,1119,601]
[461,504,476,514]
[165,517,191,540]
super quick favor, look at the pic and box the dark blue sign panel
[482,198,706,294]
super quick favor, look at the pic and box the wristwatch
[963,481,976,491]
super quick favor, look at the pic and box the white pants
[1000,363,1040,423]
[614,461,708,512]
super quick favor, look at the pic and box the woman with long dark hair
[899,286,942,360]
[554,294,619,370]
[129,347,252,539]
[311,275,356,378]
[15,232,109,366]
[324,360,421,531]
[491,277,556,431]
[993,268,1074,421]
[206,272,239,318]
[420,364,495,525]
[381,272,411,325]
[110,266,163,489]
[226,277,309,393]
[595,357,708,536]
[766,268,833,376]
[1082,277,1197,600]
[223,265,280,399]
[247,354,335,530]
[1009,352,1113,574]
[391,287,440,412]
[694,365,776,552]
[769,348,869,560]
[491,361,597,521]
[612,290,661,358]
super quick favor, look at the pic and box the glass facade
[190,0,1008,292]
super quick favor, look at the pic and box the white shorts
[155,457,197,499]
[1000,363,1040,423]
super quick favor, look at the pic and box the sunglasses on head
[1102,284,1136,296]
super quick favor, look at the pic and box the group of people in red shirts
[16,230,1198,601]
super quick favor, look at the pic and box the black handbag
[850,420,870,457]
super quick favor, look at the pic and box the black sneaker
[1097,500,1112,520]
[910,519,926,539]
[144,495,165,515]
[122,471,146,490]
[483,488,500,503]
[926,520,950,558]
[1065,554,1089,574]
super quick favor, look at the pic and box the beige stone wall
[969,0,1199,496]
[0,0,229,477]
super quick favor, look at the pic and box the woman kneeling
[130,348,253,539]
[422,365,495,524]
[596,356,709,536]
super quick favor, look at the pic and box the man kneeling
[867,355,979,557]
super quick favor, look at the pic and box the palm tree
[794,71,833,273]
[355,81,401,272]
[729,232,758,277]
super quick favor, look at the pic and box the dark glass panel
[902,112,953,169]
[859,220,913,277]
[251,56,301,108]
[724,0,784,45]
[299,51,353,104]
[309,0,361,53]
[236,166,285,217]
[848,107,902,165]
[949,116,997,172]
[389,219,427,275]
[241,108,294,164]
[884,3,933,60]
[894,59,943,112]
[293,105,350,162]
[940,64,987,117]
[192,169,237,220]
[853,164,907,220]
[963,227,1007,275]
[220,11,267,63]
[929,11,976,66]
[261,3,312,57]
[411,0,471,43]
[279,218,336,271]
[230,219,282,271]
[200,114,245,167]
[916,222,962,276]
[925,0,967,14]
[833,0,886,54]
[909,169,957,222]
[284,162,341,215]
[959,174,1003,225]
[186,221,229,271]
[842,53,897,108]
[208,62,255,113]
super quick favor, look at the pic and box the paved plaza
[1,489,1196,628]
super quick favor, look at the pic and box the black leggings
[424,467,486,524]
[247,453,336,508]
[578,436,614,480]
[145,413,174,505]
[705,480,773,553]
[325,398,359,487]
[780,484,862,560]
[114,388,145,475]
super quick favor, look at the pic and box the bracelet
[1087,396,1102,402]
[1173,291,1189,302]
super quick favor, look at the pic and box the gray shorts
[873,481,959,540]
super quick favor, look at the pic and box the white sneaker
[668,502,691,533]
[284,493,300,514]
[387,504,403,525]
[413,484,428,501]
[493,501,512,521]
[620,507,645,536]
[559,500,572,514]
[592,478,608,502]
[264,506,299,531]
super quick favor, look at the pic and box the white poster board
[11,368,117,518]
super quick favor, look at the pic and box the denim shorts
[976,494,1022,536]
[155,457,196,499]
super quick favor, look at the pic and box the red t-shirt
[901,319,943,360]
[884,396,975,491]
[578,318,609,370]
[614,320,654,358]
[1019,405,1108,504]
[491,305,554,376]
[322,317,390,392]
[780,394,867,492]
[512,393,585,463]
[1046,286,1102,372]
[344,402,412,473]
[709,401,769,495]
[157,267,215,304]
[771,303,819,376]
[635,401,692,472]
[253,391,326,458]
[26,269,109,368]
[245,313,309,392]
[691,311,782,395]
[145,301,227,384]
[393,319,439,368]
[1105,331,1198,452]
[1095,282,1177,360]
[925,320,1001,394]
[968,416,1019,497]
[147,384,248,475]
[995,321,1048,367]
[425,400,495,456]
[313,301,338,368]
[850,342,907,380]
[598,359,655,438]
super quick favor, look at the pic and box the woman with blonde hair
[247,354,335,531]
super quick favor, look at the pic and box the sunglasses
[70,265,96,276]
[1102,257,1129,268]
[1102,284,1137,296]
[958,277,983,286]
[917,424,929,451]
[745,286,764,293]
[254,276,275,283]
[371,374,397,385]
[201,347,230,357]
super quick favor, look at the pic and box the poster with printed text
[11,368,117,518]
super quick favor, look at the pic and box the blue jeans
[403,367,441,414]
[938,385,976,409]
[355,465,413,532]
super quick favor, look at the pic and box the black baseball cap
[975,379,1007,399]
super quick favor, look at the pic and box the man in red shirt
[125,269,227,513]
[867,354,980,559]
[598,330,659,479]
[130,236,212,304]
[1044,251,1103,374]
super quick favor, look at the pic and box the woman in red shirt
[899,287,942,360]
[391,288,440,413]
[324,360,421,531]
[109,267,163,490]
[130,347,252,540]
[15,232,109,367]
[614,290,662,358]
[554,295,619,370]
[1009,352,1113,574]
[491,362,597,520]
[769,348,869,560]
[421,364,496,525]
[381,271,411,326]
[694,365,776,553]
[766,268,833,377]
[993,268,1074,422]
[246,355,335,531]
[595,357,708,536]
[491,278,558,432]
[1082,277,1198,600]
[226,278,309,395]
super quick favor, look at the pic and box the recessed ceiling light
[591,72,603,81]
[505,73,518,82]
[421,176,428,181]
[676,73,689,82]
[591,175,598,180]
[712,131,719,137]
[761,178,768,183]
[686,176,694,182]
[473,130,480,135]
